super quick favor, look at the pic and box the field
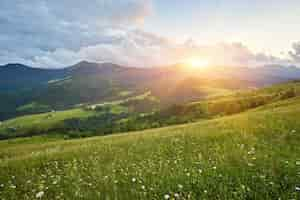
[1,82,299,140]
[0,95,300,199]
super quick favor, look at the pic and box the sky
[0,0,300,68]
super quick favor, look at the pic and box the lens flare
[185,58,210,69]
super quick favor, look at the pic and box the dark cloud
[0,0,152,67]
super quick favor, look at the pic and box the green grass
[0,97,300,199]
[0,108,94,138]
[0,91,161,139]
[1,82,299,140]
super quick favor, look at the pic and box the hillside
[0,81,299,140]
[0,93,299,199]
[1,61,300,121]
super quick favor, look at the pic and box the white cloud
[27,31,293,68]
[0,0,152,67]
[289,42,300,63]
[0,0,297,68]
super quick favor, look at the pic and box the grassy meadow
[0,96,300,199]
[1,81,299,140]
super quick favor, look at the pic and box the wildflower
[10,185,16,189]
[132,178,136,183]
[164,194,170,199]
[36,191,44,198]
[213,166,217,170]
[174,193,179,198]
[141,185,145,190]
[204,190,208,194]
[296,186,300,191]
[198,169,203,174]
[178,184,183,189]
[247,163,254,167]
[259,175,266,179]
[186,172,190,177]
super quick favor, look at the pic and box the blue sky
[146,0,300,56]
[0,0,300,68]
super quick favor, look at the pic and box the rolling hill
[0,81,299,140]
[1,61,300,121]
[0,88,299,199]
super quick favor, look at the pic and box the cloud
[27,31,292,68]
[289,42,300,63]
[0,0,152,67]
[0,0,296,68]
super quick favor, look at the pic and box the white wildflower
[36,191,44,198]
[178,184,183,189]
[248,163,254,167]
[164,194,170,199]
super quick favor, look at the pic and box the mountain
[1,61,300,121]
[0,63,66,91]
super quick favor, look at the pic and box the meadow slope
[1,81,299,140]
[0,97,300,199]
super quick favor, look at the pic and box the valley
[0,91,300,199]
[1,62,300,199]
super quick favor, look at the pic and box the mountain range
[1,61,300,120]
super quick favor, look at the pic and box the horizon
[1,59,299,70]
[1,1,300,68]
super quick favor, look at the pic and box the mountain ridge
[1,60,300,121]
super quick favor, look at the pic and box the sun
[185,58,210,69]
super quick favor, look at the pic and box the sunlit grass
[0,97,300,199]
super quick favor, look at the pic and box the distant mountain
[1,61,300,120]
[68,61,124,75]
[0,63,66,91]
[260,64,300,79]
